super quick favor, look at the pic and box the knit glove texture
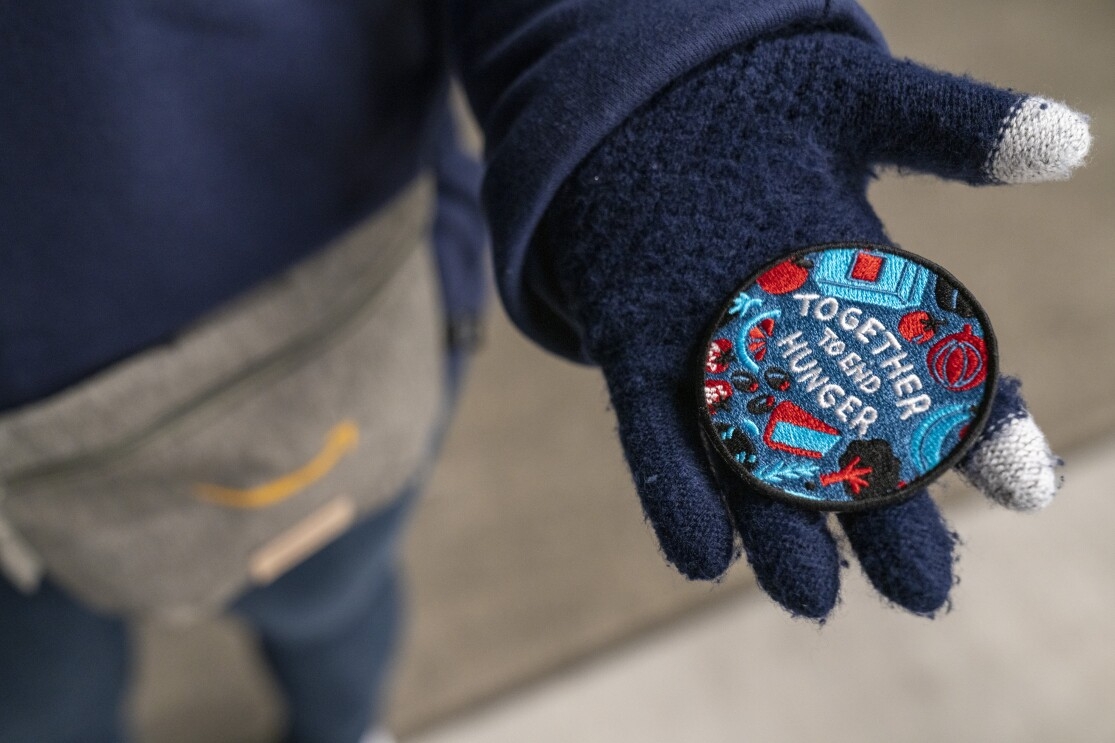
[539,31,1090,618]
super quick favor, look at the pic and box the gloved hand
[539,31,1089,618]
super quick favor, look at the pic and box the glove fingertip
[666,523,736,582]
[730,492,840,620]
[963,375,1061,511]
[655,506,735,580]
[634,466,737,582]
[840,492,956,617]
[961,412,1060,511]
[985,96,1092,184]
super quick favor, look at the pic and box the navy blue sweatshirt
[0,0,881,410]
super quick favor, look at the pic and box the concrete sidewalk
[408,439,1115,743]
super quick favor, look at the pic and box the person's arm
[447,0,885,359]
[446,5,1089,618]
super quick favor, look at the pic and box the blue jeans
[0,487,417,743]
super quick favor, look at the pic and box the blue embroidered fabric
[702,245,995,509]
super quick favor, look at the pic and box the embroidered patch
[698,244,998,511]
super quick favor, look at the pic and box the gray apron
[0,176,444,621]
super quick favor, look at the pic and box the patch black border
[696,242,999,513]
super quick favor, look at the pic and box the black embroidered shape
[832,439,902,500]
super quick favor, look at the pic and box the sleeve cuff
[468,0,886,361]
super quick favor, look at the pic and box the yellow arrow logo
[195,420,360,509]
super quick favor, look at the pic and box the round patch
[698,243,998,511]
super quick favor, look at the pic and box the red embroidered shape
[819,456,873,495]
[706,338,733,373]
[763,401,841,459]
[704,379,733,414]
[850,251,884,282]
[927,325,987,392]
[756,258,812,295]
[898,310,943,345]
[746,318,776,362]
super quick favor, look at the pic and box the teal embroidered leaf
[729,291,762,317]
[753,460,819,485]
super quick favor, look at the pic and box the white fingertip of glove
[986,97,1092,183]
[959,413,1061,512]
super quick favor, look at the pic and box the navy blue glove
[540,32,1089,618]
